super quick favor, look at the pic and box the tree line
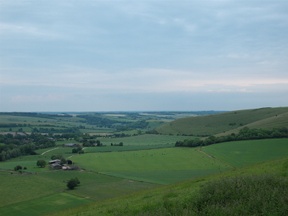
[80,115,149,131]
[175,127,288,147]
[0,133,56,161]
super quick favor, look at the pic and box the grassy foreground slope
[156,107,288,136]
[50,156,288,216]
[1,138,288,216]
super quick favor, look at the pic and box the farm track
[41,147,59,155]
[196,147,235,169]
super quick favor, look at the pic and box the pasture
[1,138,288,215]
[202,138,288,167]
[0,169,157,216]
[156,107,288,136]
[98,134,194,146]
[47,157,288,216]
[73,148,230,184]
[1,110,288,215]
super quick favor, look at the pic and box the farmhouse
[49,159,61,164]
[50,163,62,169]
[63,143,79,147]
[49,159,77,170]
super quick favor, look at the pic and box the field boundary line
[196,147,236,169]
[41,147,59,155]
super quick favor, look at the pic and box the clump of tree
[36,159,46,168]
[111,142,124,146]
[83,139,103,147]
[0,133,56,161]
[14,165,23,171]
[72,147,84,154]
[67,177,80,190]
[175,127,288,147]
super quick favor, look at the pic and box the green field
[0,193,91,216]
[48,156,288,216]
[72,148,230,184]
[1,138,288,215]
[1,110,288,215]
[98,134,194,146]
[156,107,288,136]
[202,138,288,167]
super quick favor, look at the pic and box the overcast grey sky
[0,0,287,112]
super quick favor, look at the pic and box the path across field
[41,147,59,155]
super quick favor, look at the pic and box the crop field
[73,148,231,184]
[202,138,288,167]
[1,110,288,216]
[0,193,91,216]
[157,107,288,136]
[98,134,194,146]
[0,169,157,216]
[1,138,288,215]
[49,157,288,216]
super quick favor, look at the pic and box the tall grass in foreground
[111,175,288,216]
[192,175,288,216]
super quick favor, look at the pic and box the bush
[67,177,80,190]
[36,160,46,168]
[191,175,288,215]
[14,165,22,171]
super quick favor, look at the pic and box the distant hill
[156,107,288,136]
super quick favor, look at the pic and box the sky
[0,0,287,112]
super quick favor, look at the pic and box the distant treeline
[0,133,56,161]
[80,115,149,130]
[175,127,288,147]
[31,127,80,134]
[0,112,72,118]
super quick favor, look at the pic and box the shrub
[14,165,22,171]
[67,177,80,190]
[191,175,288,215]
[36,160,46,168]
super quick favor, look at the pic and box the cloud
[11,94,65,104]
[1,67,287,95]
[0,22,62,40]
[0,0,287,111]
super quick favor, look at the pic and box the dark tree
[67,177,80,190]
[14,165,22,171]
[67,159,73,165]
[36,160,46,168]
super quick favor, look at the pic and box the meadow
[72,148,231,184]
[1,138,288,215]
[157,107,288,136]
[49,156,288,216]
[1,109,288,215]
[202,138,288,167]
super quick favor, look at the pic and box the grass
[47,157,288,216]
[84,144,174,153]
[72,148,231,184]
[202,138,288,167]
[0,170,157,216]
[0,193,91,216]
[156,107,288,136]
[99,134,195,146]
[191,174,288,216]
[1,138,288,215]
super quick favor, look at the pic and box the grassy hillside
[2,138,288,215]
[48,156,288,216]
[156,107,288,136]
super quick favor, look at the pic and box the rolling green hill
[2,138,288,216]
[156,107,288,136]
[48,156,288,216]
[1,108,288,215]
